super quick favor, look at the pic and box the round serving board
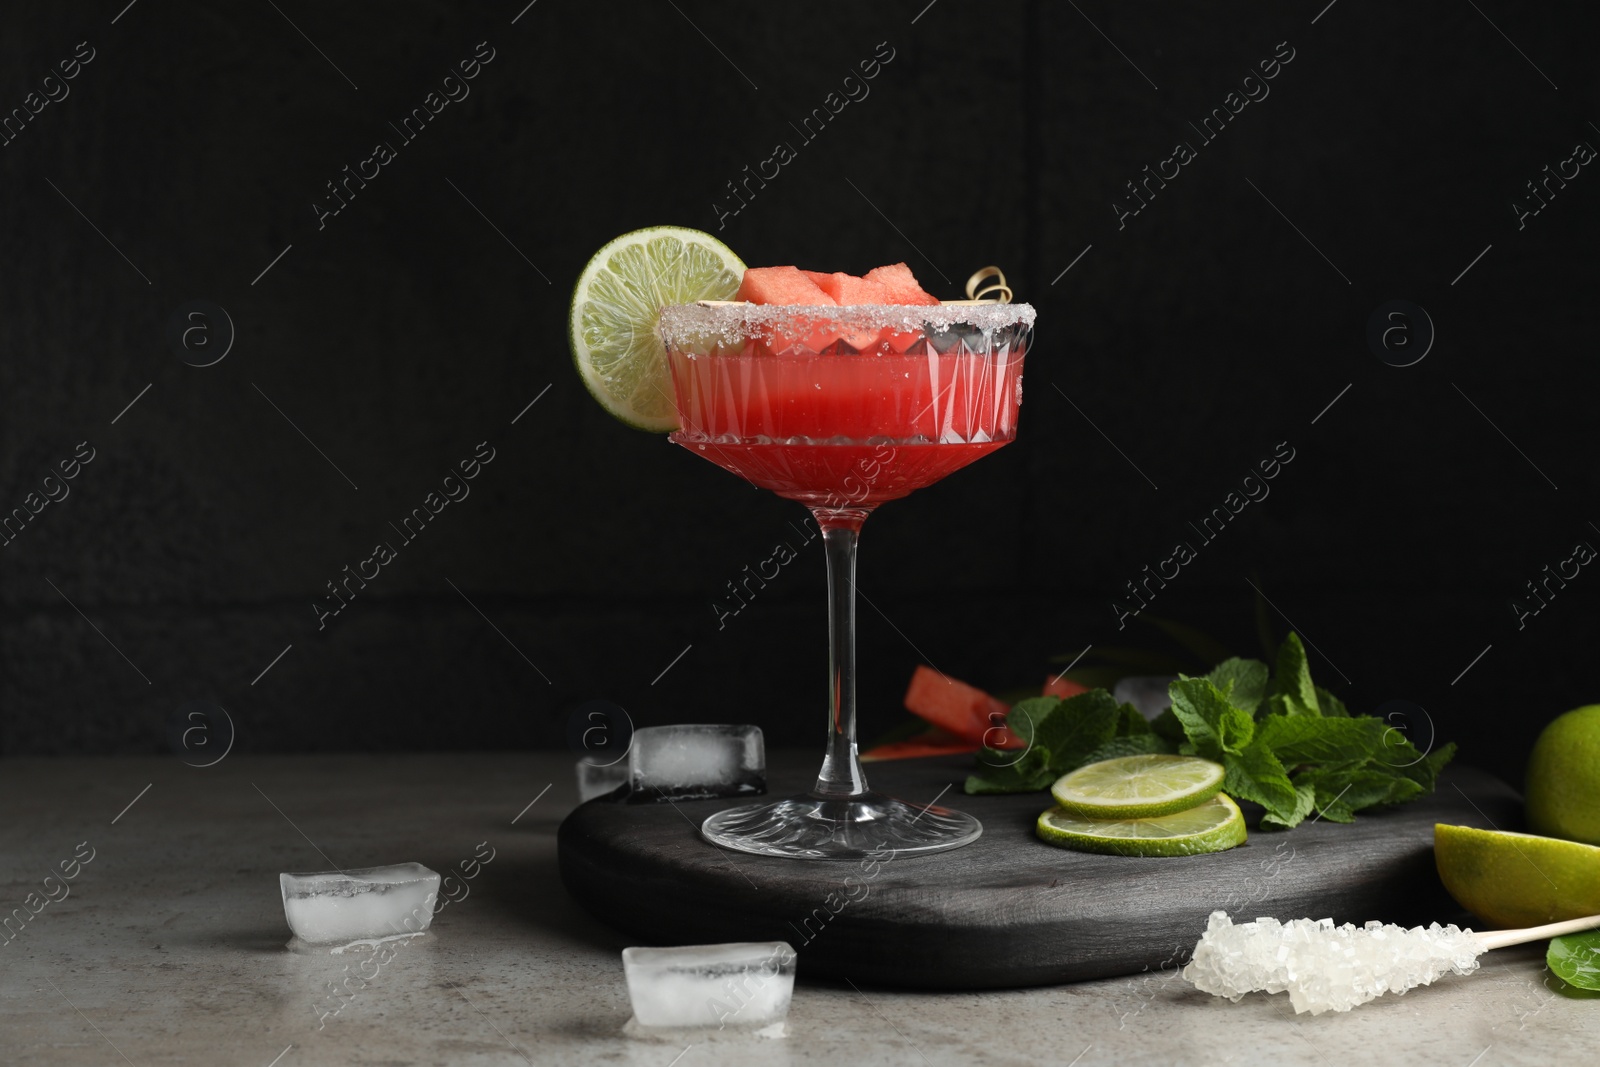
[557,755,1520,989]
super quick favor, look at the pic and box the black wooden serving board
[558,755,1520,989]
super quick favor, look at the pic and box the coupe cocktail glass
[659,301,1034,859]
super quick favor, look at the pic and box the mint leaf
[1272,633,1320,717]
[1206,658,1270,716]
[1292,762,1424,821]
[1004,696,1063,748]
[1548,975,1600,999]
[1150,707,1186,746]
[964,630,1456,819]
[1169,678,1255,760]
[1261,782,1318,830]
[1082,734,1174,765]
[1383,734,1455,787]
[1291,771,1354,823]
[1314,685,1350,717]
[1116,702,1153,736]
[1029,690,1121,770]
[1549,930,1600,992]
[1340,768,1425,810]
[1222,739,1300,824]
[1255,715,1387,766]
[961,691,1122,795]
[964,746,1054,794]
[1398,741,1457,789]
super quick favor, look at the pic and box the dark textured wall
[2,2,1595,790]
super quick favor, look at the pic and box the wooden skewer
[1472,913,1600,951]
[942,265,1013,305]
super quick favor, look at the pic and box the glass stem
[812,507,873,799]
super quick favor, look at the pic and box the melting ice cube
[623,942,796,1030]
[627,724,765,803]
[1113,675,1177,720]
[280,863,440,945]
[576,758,629,801]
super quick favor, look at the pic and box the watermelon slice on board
[861,666,1022,760]
[862,667,1093,761]
[860,729,984,763]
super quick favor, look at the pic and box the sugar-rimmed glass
[659,301,1034,859]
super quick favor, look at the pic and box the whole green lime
[1526,704,1600,845]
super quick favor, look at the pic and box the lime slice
[569,226,745,431]
[1434,824,1600,928]
[1049,754,1225,819]
[1036,794,1246,857]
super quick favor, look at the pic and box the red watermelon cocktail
[657,262,1035,859]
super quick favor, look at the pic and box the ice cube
[627,724,765,803]
[576,758,629,801]
[1113,674,1177,720]
[280,863,440,945]
[623,942,795,1030]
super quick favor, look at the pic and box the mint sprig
[965,691,1146,795]
[963,633,1456,829]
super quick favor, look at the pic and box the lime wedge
[1434,824,1600,928]
[569,226,745,431]
[1036,794,1246,857]
[1049,754,1225,819]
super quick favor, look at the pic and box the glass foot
[700,791,982,859]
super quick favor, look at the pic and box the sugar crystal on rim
[658,301,1036,350]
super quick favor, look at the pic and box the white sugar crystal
[576,758,629,801]
[1182,910,1483,1014]
[623,942,795,1030]
[629,724,765,802]
[280,863,439,946]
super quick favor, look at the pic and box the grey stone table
[0,753,1592,1066]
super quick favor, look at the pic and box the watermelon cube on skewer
[863,262,942,305]
[734,265,835,306]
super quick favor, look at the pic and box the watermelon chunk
[863,262,941,305]
[904,665,1019,747]
[1043,675,1091,700]
[861,729,980,762]
[735,266,834,305]
[779,272,887,350]
[812,272,893,306]
[739,264,939,352]
[864,262,938,350]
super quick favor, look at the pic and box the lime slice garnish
[1049,754,1226,819]
[1036,794,1247,857]
[1434,824,1600,928]
[569,226,745,431]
